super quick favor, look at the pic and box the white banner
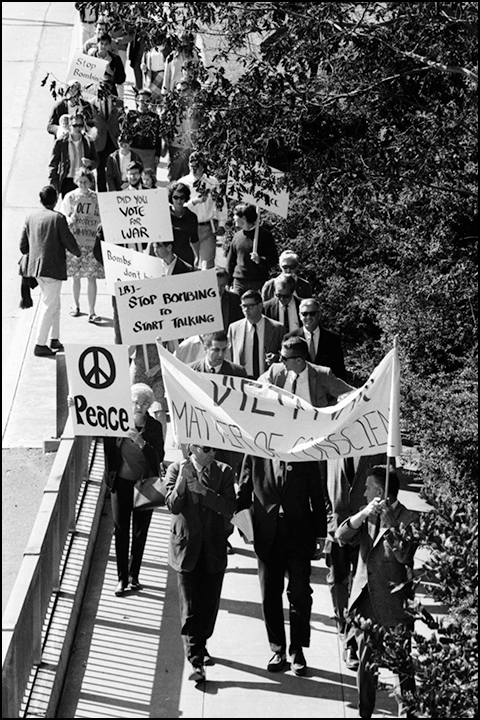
[115,269,223,344]
[97,188,173,245]
[101,242,165,294]
[227,161,289,218]
[66,51,108,100]
[158,345,403,461]
[65,344,133,437]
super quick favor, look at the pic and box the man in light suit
[227,289,284,379]
[164,445,236,681]
[263,274,302,334]
[288,297,347,380]
[336,466,419,719]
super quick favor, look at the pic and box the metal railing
[2,435,95,718]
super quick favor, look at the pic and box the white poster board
[66,50,108,100]
[101,242,166,294]
[97,188,173,245]
[227,162,289,218]
[70,195,100,247]
[65,344,132,437]
[114,269,223,344]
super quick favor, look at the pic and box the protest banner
[115,268,223,344]
[101,242,165,294]
[227,161,290,219]
[69,194,100,247]
[97,188,173,245]
[66,50,108,100]
[158,344,402,462]
[65,344,132,437]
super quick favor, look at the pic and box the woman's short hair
[234,203,258,224]
[131,383,154,405]
[73,167,95,187]
[141,167,157,187]
[168,182,191,202]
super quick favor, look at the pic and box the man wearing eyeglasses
[287,298,347,381]
[227,289,284,379]
[263,274,301,333]
[261,250,313,301]
[164,444,236,682]
[236,336,355,676]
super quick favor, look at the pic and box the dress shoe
[290,648,307,676]
[267,652,286,672]
[50,339,64,351]
[114,581,127,596]
[344,645,359,670]
[188,663,206,682]
[34,344,56,357]
[128,577,143,590]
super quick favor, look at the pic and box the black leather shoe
[114,581,127,596]
[34,344,56,357]
[290,648,307,676]
[267,652,286,672]
[50,339,64,351]
[129,577,143,590]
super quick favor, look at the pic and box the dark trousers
[97,137,118,192]
[325,541,359,632]
[258,517,313,654]
[110,476,153,583]
[232,278,265,296]
[176,548,225,666]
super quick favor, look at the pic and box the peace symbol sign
[79,347,116,389]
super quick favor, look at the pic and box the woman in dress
[61,168,104,322]
[169,181,199,267]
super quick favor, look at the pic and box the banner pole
[253,206,260,255]
[384,336,398,500]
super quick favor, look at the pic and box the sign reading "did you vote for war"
[115,269,223,344]
[97,188,173,244]
[65,344,133,437]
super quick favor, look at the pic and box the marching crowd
[17,6,420,718]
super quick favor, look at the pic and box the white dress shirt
[178,171,227,227]
[303,326,321,359]
[285,366,311,404]
[279,299,301,332]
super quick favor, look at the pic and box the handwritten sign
[114,269,223,344]
[158,345,402,461]
[101,242,165,294]
[66,51,108,100]
[65,344,133,437]
[69,195,100,247]
[227,161,289,218]
[97,188,173,245]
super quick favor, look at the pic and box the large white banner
[66,51,108,100]
[97,188,173,245]
[101,242,165,294]
[115,269,223,344]
[227,162,290,218]
[65,344,133,437]
[158,345,402,461]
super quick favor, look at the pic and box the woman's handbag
[133,475,167,510]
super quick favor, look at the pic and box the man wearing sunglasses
[263,274,302,334]
[236,336,355,676]
[164,444,236,682]
[261,250,313,302]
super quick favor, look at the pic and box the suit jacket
[227,315,284,377]
[103,414,164,490]
[48,135,99,192]
[288,325,347,380]
[106,148,142,191]
[221,289,243,331]
[259,361,354,408]
[237,455,327,562]
[336,502,419,627]
[189,358,247,378]
[171,256,194,274]
[262,274,313,301]
[165,460,236,573]
[19,208,81,280]
[91,96,125,152]
[263,296,301,330]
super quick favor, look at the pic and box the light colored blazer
[227,316,284,377]
[259,361,354,408]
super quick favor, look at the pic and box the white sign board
[227,162,289,218]
[101,242,166,294]
[66,51,108,100]
[97,188,173,245]
[114,269,223,344]
[65,344,133,437]
[70,194,100,247]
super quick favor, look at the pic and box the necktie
[252,323,260,378]
[291,374,298,396]
[210,367,216,373]
[308,334,316,362]
[283,304,290,333]
[104,98,109,120]
[370,514,381,542]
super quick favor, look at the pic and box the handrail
[2,435,93,718]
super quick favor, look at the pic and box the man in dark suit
[91,86,125,191]
[216,267,243,331]
[148,240,194,275]
[164,445,236,681]
[336,466,419,719]
[261,250,313,301]
[106,133,143,191]
[19,185,81,357]
[227,289,284,379]
[288,297,347,380]
[46,81,94,138]
[263,274,302,333]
